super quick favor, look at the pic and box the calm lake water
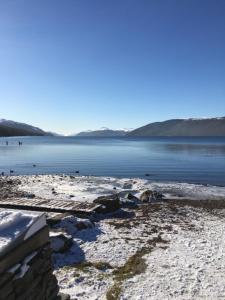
[0,136,225,186]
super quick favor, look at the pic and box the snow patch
[17,175,225,203]
[0,210,46,253]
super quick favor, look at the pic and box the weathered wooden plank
[0,198,100,215]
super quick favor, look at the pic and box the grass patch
[106,248,147,300]
[106,234,168,300]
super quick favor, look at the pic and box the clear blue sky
[0,0,225,135]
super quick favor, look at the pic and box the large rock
[94,194,120,213]
[50,233,73,253]
[124,192,139,201]
[119,192,140,209]
[140,190,164,202]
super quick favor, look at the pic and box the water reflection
[152,143,225,156]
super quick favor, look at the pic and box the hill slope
[75,129,128,137]
[128,117,225,136]
[0,119,53,137]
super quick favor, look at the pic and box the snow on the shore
[53,207,225,300]
[121,214,225,299]
[8,175,225,299]
[17,175,225,202]
[53,218,150,299]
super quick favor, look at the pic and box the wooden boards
[0,198,101,215]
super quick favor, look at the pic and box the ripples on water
[0,136,225,186]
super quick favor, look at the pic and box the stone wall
[0,242,69,300]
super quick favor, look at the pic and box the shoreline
[1,175,225,299]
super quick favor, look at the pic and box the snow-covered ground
[121,213,225,299]
[51,201,225,300]
[2,175,225,299]
[17,174,225,202]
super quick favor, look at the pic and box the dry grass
[106,234,168,300]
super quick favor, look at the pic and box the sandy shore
[1,175,225,299]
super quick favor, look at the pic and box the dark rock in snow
[22,192,36,199]
[140,190,164,202]
[120,198,138,209]
[50,233,73,253]
[75,220,94,230]
[119,192,140,208]
[94,194,120,213]
[125,192,139,201]
[123,182,133,189]
[57,293,71,300]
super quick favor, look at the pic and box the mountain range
[128,117,225,137]
[1,117,225,137]
[74,128,130,137]
[0,119,52,137]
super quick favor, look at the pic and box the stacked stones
[0,210,70,300]
[0,244,65,300]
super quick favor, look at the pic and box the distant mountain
[0,119,53,137]
[75,128,129,137]
[128,117,225,137]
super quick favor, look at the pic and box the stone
[119,192,140,208]
[125,192,139,201]
[50,233,73,253]
[13,268,34,294]
[29,256,51,275]
[94,194,120,213]
[120,198,138,209]
[0,235,59,300]
[57,293,71,300]
[140,190,164,202]
[0,281,14,299]
[76,220,94,230]
[21,192,35,199]
[0,272,14,287]
[4,293,15,300]
[123,182,133,189]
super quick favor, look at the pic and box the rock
[120,198,138,209]
[125,192,139,201]
[94,194,120,213]
[50,234,73,253]
[119,193,139,208]
[140,190,153,202]
[123,182,133,189]
[56,215,95,235]
[47,213,68,227]
[22,192,35,199]
[140,190,164,202]
[75,220,94,230]
[57,293,71,300]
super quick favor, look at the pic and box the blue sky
[0,0,225,135]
